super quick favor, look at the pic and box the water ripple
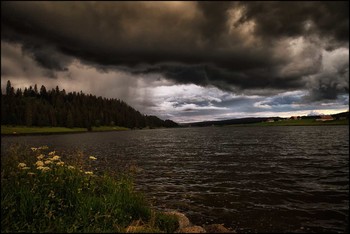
[1,125,348,233]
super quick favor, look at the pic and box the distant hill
[300,111,349,120]
[184,111,349,127]
[184,117,285,127]
[1,80,178,129]
[331,111,349,119]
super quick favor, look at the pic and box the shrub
[1,144,177,233]
[154,212,179,233]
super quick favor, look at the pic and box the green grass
[1,125,130,135]
[227,119,349,127]
[1,126,87,135]
[1,144,179,233]
[92,126,129,132]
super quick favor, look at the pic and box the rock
[163,211,234,233]
[125,225,145,233]
[204,224,234,233]
[164,211,191,229]
[178,225,206,233]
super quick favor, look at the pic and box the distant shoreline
[2,120,348,136]
[1,125,130,136]
[183,118,349,128]
[225,119,349,127]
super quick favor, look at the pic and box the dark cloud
[237,1,349,42]
[196,1,233,40]
[304,47,349,101]
[123,63,306,94]
[306,73,349,101]
[21,44,71,72]
[1,1,348,101]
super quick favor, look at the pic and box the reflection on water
[1,126,349,233]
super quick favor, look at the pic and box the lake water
[1,126,349,233]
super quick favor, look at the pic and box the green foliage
[25,102,33,127]
[1,125,130,135]
[154,213,179,233]
[1,126,88,135]
[1,144,178,233]
[66,111,74,128]
[92,126,129,132]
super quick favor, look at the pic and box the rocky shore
[163,211,235,233]
[125,210,235,233]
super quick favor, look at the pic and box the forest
[1,80,178,129]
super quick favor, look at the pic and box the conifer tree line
[1,80,178,129]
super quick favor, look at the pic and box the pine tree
[15,88,22,97]
[40,85,47,98]
[6,80,12,96]
[66,111,74,128]
[25,103,33,127]
[23,87,29,97]
[34,84,38,95]
[2,81,178,128]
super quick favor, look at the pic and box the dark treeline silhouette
[1,80,178,129]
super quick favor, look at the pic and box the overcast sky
[1,1,349,123]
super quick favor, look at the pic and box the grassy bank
[1,144,178,233]
[1,125,129,135]
[228,119,349,127]
[92,126,129,132]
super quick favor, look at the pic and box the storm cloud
[1,1,348,122]
[2,1,348,99]
[238,1,349,42]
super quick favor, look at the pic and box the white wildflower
[89,156,97,160]
[36,161,44,167]
[56,162,64,166]
[18,163,27,168]
[51,156,60,161]
[37,154,45,160]
[38,146,49,150]
[37,166,50,171]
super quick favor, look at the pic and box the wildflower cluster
[19,146,98,176]
[33,151,63,172]
[2,144,178,233]
[31,146,49,152]
[17,162,30,170]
